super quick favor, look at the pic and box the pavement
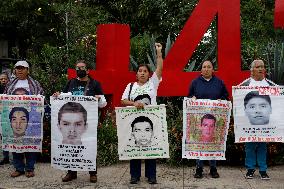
[0,162,283,189]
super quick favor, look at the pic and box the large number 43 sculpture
[68,0,284,107]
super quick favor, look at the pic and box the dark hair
[244,91,271,108]
[131,116,153,131]
[134,94,151,104]
[136,64,151,73]
[12,88,29,95]
[201,114,216,125]
[9,107,29,122]
[58,102,87,124]
[75,59,91,69]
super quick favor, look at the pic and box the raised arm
[154,43,163,80]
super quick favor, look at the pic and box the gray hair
[250,59,264,71]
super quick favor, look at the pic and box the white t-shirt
[13,79,30,95]
[249,78,270,87]
[121,72,161,105]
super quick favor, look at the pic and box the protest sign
[0,95,44,152]
[233,86,284,143]
[182,98,232,160]
[115,104,169,160]
[51,95,98,171]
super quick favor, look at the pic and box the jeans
[67,170,97,176]
[245,142,267,172]
[3,150,9,160]
[12,152,38,172]
[130,159,156,179]
[196,159,217,168]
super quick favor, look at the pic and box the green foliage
[97,112,119,166]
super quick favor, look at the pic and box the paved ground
[0,162,283,189]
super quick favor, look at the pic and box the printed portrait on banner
[233,86,284,143]
[115,105,169,160]
[182,98,232,160]
[0,95,44,153]
[51,95,98,171]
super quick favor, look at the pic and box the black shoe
[0,158,9,165]
[148,177,157,184]
[210,167,220,178]
[194,167,203,178]
[246,169,255,179]
[130,177,140,184]
[259,171,270,180]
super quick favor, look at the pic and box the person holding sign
[188,60,229,179]
[239,59,277,180]
[4,60,43,178]
[54,60,107,183]
[121,43,163,184]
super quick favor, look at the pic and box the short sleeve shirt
[121,72,161,105]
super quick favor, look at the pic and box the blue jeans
[196,159,216,168]
[245,142,267,172]
[130,159,156,179]
[12,152,37,172]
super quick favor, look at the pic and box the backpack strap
[128,82,134,100]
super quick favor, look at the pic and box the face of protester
[0,74,8,85]
[132,121,153,146]
[58,112,87,145]
[245,97,272,125]
[201,61,214,79]
[11,111,28,138]
[200,118,215,142]
[136,66,150,84]
[251,60,265,81]
[15,66,29,80]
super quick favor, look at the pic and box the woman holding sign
[188,60,229,179]
[121,43,163,184]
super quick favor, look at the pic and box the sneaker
[246,169,255,179]
[130,177,140,184]
[148,177,157,184]
[0,158,10,165]
[259,171,270,180]
[209,167,220,178]
[62,172,77,182]
[194,167,203,178]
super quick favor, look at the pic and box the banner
[51,95,98,171]
[182,98,232,160]
[233,86,284,143]
[115,105,169,160]
[0,95,44,153]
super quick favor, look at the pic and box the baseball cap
[14,61,29,68]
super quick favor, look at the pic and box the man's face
[132,121,153,145]
[201,61,214,79]
[200,118,215,142]
[251,60,265,81]
[15,66,29,80]
[58,112,87,144]
[245,97,272,125]
[11,111,28,137]
[0,74,8,85]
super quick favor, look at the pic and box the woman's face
[201,61,214,79]
[136,66,150,84]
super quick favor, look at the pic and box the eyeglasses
[75,66,87,71]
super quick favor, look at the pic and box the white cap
[14,61,29,68]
